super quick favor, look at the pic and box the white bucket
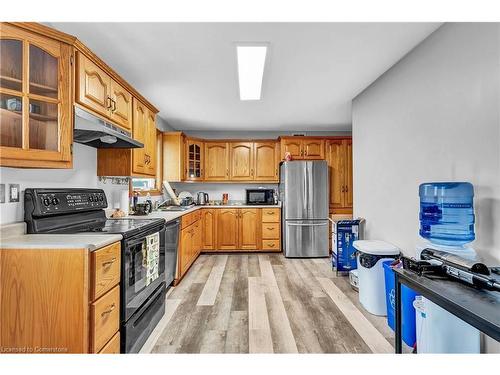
[413,296,480,353]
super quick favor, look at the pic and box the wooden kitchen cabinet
[216,209,239,250]
[254,141,279,181]
[131,99,147,175]
[76,52,133,131]
[97,99,157,177]
[303,139,325,159]
[238,208,261,250]
[280,138,303,159]
[205,142,230,181]
[201,209,216,250]
[230,142,253,180]
[326,138,352,212]
[280,137,325,160]
[145,109,157,175]
[0,241,121,353]
[162,131,185,182]
[185,138,204,181]
[176,210,203,284]
[76,52,112,119]
[0,23,72,168]
[109,80,133,131]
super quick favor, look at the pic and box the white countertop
[0,222,122,251]
[0,204,280,250]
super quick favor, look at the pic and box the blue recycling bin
[383,261,417,347]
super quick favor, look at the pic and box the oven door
[122,225,166,322]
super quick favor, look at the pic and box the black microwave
[246,189,275,205]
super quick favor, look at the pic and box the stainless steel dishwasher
[164,219,180,288]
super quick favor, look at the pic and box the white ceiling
[51,22,441,131]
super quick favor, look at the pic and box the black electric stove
[24,188,167,353]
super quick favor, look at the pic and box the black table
[393,267,500,353]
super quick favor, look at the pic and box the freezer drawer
[284,220,329,258]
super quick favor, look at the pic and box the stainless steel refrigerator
[280,160,329,258]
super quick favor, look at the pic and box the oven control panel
[25,188,108,216]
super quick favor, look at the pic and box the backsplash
[0,144,129,225]
[170,182,278,203]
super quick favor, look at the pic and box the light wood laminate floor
[146,254,400,354]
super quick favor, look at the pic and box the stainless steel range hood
[73,107,143,148]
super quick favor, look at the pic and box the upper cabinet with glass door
[185,138,204,181]
[0,23,72,168]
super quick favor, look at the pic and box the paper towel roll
[120,190,130,216]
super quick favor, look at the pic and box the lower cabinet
[238,209,261,250]
[174,207,282,285]
[216,209,239,250]
[201,209,216,250]
[0,242,121,353]
[176,211,202,284]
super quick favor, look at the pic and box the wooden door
[132,99,146,175]
[238,209,261,250]
[178,227,192,277]
[185,138,204,181]
[303,139,325,159]
[254,142,279,181]
[327,140,344,209]
[230,142,254,180]
[202,209,216,250]
[76,52,111,118]
[281,138,303,160]
[0,24,72,168]
[344,139,353,208]
[193,220,202,257]
[109,80,132,131]
[216,209,238,250]
[144,110,156,176]
[204,142,229,181]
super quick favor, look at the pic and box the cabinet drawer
[98,332,120,354]
[91,242,121,300]
[91,285,120,353]
[181,213,194,229]
[262,239,280,250]
[262,208,280,222]
[262,223,280,239]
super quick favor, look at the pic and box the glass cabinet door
[0,39,23,92]
[0,39,23,148]
[186,140,203,180]
[28,45,59,151]
[0,24,71,167]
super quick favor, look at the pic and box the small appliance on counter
[197,192,209,205]
[246,188,275,205]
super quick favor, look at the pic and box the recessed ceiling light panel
[236,45,268,101]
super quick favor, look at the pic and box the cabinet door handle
[102,258,117,267]
[112,99,117,112]
[345,185,348,193]
[266,227,275,230]
[267,211,275,215]
[268,243,275,247]
[226,168,229,177]
[106,97,112,109]
[101,303,116,317]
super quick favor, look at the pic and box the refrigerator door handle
[287,222,329,227]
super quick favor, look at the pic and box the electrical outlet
[9,184,20,203]
[0,184,5,203]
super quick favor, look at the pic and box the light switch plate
[0,184,5,203]
[9,184,20,203]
